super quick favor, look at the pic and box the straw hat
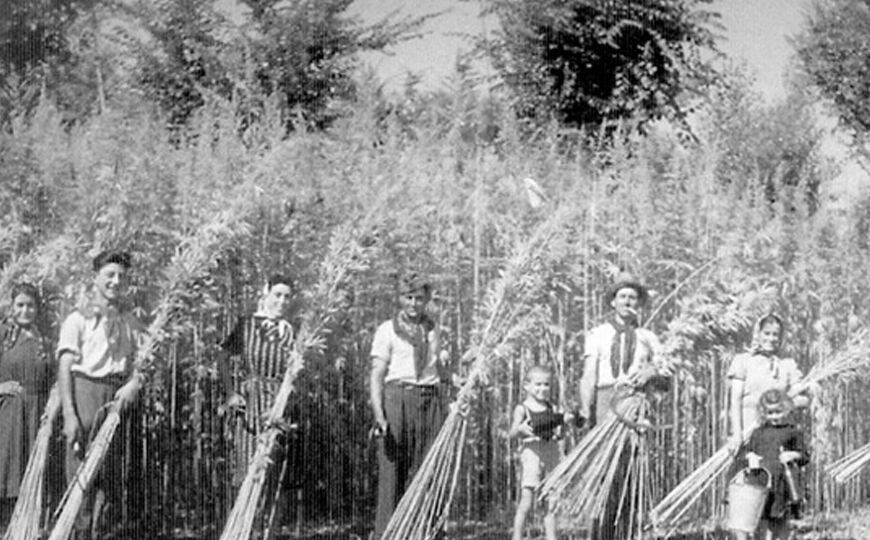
[609,271,648,304]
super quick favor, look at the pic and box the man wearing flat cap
[578,272,668,540]
[57,250,144,538]
[369,272,447,539]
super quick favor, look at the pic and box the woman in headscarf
[727,313,810,447]
[0,283,53,528]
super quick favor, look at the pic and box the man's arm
[578,347,597,420]
[58,350,80,445]
[729,378,745,445]
[370,359,388,432]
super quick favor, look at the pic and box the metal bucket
[726,467,771,533]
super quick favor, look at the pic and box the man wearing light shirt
[369,272,446,539]
[57,250,144,539]
[578,272,668,540]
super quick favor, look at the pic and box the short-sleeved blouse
[727,352,803,429]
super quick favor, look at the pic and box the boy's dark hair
[267,273,294,290]
[93,250,132,271]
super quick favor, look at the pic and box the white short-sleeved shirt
[371,320,440,385]
[727,352,802,429]
[56,309,141,379]
[581,322,662,389]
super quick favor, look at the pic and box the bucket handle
[734,466,772,489]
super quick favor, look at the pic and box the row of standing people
[0,255,811,540]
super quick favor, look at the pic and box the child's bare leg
[512,487,534,540]
[542,498,557,540]
[732,530,750,540]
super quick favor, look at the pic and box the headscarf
[750,313,785,356]
[3,283,48,362]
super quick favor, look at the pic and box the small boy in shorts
[510,365,572,540]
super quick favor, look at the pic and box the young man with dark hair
[57,250,144,538]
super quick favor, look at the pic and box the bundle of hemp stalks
[537,390,652,539]
[3,386,60,540]
[829,440,870,484]
[650,328,870,534]
[379,206,573,540]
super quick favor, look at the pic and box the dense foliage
[1,0,423,129]
[794,0,870,138]
[484,0,719,128]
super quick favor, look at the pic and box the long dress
[0,321,52,499]
[221,315,296,485]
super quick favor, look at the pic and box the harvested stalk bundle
[650,328,870,534]
[648,432,741,535]
[380,206,573,540]
[829,441,870,483]
[47,208,256,540]
[220,218,380,540]
[49,405,121,540]
[537,390,652,539]
[3,386,60,540]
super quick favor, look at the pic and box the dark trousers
[373,382,444,539]
[65,375,126,536]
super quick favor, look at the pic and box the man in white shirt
[369,273,446,539]
[578,272,668,540]
[57,250,144,538]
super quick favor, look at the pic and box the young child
[729,388,808,540]
[510,365,571,540]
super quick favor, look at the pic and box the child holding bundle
[728,388,808,540]
[510,365,574,540]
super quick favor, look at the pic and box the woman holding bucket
[727,389,808,540]
[727,314,810,447]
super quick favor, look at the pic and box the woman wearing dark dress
[0,283,53,528]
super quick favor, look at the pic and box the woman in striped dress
[219,274,295,535]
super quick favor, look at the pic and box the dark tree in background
[485,0,718,128]
[794,0,870,137]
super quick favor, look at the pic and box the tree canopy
[794,0,870,138]
[484,0,719,129]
